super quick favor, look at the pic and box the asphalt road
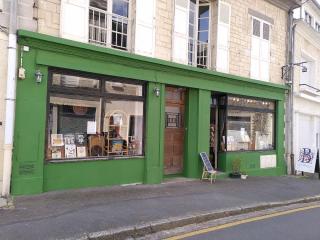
[176,204,320,240]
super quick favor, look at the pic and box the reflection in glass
[104,100,144,155]
[105,81,143,96]
[52,73,100,89]
[227,110,274,151]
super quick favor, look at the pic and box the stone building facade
[292,0,320,173]
[0,0,301,195]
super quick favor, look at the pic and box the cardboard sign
[200,152,214,172]
[296,148,317,173]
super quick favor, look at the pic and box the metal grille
[189,39,209,69]
[89,6,130,51]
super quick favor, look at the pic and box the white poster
[295,148,317,173]
[87,121,96,134]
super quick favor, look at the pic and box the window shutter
[60,0,89,42]
[216,1,231,73]
[135,0,156,57]
[250,37,260,79]
[260,40,270,81]
[172,0,189,64]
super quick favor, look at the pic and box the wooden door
[164,87,186,175]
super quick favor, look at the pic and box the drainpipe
[286,4,299,175]
[2,0,17,197]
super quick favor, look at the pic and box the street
[166,203,320,240]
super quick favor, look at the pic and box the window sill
[46,155,145,164]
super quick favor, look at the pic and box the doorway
[164,87,186,175]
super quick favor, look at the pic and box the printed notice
[87,121,96,134]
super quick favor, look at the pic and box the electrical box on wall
[18,67,26,79]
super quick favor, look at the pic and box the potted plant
[229,159,241,178]
[241,171,248,180]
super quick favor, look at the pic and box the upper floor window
[188,0,211,68]
[300,54,315,88]
[305,11,313,26]
[89,0,130,50]
[315,22,320,32]
[250,17,270,81]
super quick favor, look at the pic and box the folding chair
[200,152,217,184]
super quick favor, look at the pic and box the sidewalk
[0,176,320,240]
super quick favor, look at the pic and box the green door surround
[11,30,287,195]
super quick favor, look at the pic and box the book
[51,147,62,159]
[64,134,75,145]
[111,140,123,152]
[65,144,76,158]
[51,134,64,147]
[77,146,87,158]
[75,133,87,145]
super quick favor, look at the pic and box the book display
[104,110,129,156]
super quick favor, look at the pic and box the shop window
[219,96,275,152]
[46,69,145,161]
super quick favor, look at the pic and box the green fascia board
[17,30,288,97]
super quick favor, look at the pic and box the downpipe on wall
[2,0,17,197]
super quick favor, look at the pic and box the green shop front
[11,30,287,195]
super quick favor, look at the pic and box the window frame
[219,95,276,153]
[188,0,212,68]
[45,67,146,162]
[304,11,313,26]
[88,0,131,51]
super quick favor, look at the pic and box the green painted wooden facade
[11,30,287,195]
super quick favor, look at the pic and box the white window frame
[250,16,271,82]
[304,11,313,26]
[88,0,131,51]
[300,51,316,88]
[315,22,320,32]
[188,0,211,68]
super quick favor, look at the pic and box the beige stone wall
[31,0,288,84]
[155,0,173,61]
[220,0,287,84]
[37,0,60,36]
[0,32,8,189]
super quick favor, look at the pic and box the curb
[76,195,320,240]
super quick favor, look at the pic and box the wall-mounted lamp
[35,70,43,84]
[153,87,160,97]
[281,61,308,83]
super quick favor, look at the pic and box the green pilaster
[276,100,286,174]
[184,89,210,178]
[144,82,165,184]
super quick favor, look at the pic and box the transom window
[89,0,130,50]
[46,69,145,161]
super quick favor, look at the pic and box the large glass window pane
[104,100,144,156]
[227,110,274,151]
[47,70,145,161]
[46,97,101,160]
[52,73,100,90]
